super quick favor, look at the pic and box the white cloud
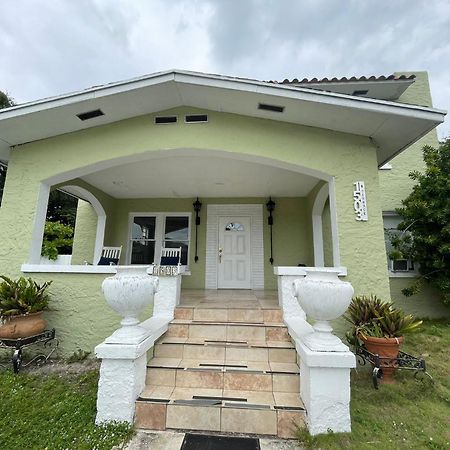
[0,0,448,137]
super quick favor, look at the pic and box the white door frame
[205,204,264,289]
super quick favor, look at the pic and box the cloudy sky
[1,0,449,138]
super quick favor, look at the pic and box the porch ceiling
[0,69,446,165]
[80,154,319,198]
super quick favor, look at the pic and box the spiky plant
[345,295,422,344]
[0,276,52,318]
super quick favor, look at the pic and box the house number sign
[353,181,368,221]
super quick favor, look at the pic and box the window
[225,222,245,231]
[383,214,416,275]
[128,213,190,266]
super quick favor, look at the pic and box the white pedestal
[153,275,182,319]
[298,342,355,435]
[95,347,147,424]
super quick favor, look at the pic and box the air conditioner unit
[390,259,409,272]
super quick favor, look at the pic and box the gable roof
[0,69,445,166]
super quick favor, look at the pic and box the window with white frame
[128,213,190,266]
[383,213,416,274]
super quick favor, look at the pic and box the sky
[1,0,449,138]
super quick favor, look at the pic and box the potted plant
[345,295,422,383]
[0,276,52,339]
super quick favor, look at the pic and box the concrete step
[154,336,297,362]
[166,320,291,342]
[135,386,305,437]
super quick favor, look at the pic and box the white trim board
[205,204,264,290]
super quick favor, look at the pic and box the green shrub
[41,221,74,260]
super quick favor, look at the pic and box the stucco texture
[378,72,440,212]
[0,106,391,353]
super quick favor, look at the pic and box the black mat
[181,433,260,450]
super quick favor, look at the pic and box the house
[0,70,446,437]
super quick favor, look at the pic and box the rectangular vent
[352,90,369,96]
[258,103,284,113]
[185,114,208,123]
[76,109,104,121]
[155,116,177,124]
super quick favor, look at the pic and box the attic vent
[258,103,284,113]
[352,90,369,96]
[185,114,208,123]
[76,109,104,121]
[155,116,177,124]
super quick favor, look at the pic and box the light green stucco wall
[379,72,439,212]
[390,278,450,319]
[378,72,445,316]
[0,106,391,353]
[71,200,97,265]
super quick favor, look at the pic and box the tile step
[154,338,297,362]
[135,398,305,437]
[148,357,300,374]
[166,322,291,342]
[146,366,300,392]
[174,307,283,323]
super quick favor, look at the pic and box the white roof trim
[0,69,445,120]
[0,69,446,167]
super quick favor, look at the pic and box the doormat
[180,433,260,450]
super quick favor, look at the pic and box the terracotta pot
[361,335,404,383]
[0,312,46,339]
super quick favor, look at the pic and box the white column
[312,183,329,267]
[29,183,50,263]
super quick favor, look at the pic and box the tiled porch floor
[179,289,279,309]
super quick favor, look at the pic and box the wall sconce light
[266,197,275,264]
[193,197,202,262]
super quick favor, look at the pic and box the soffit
[0,70,445,166]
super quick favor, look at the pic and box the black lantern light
[266,197,276,264]
[193,197,202,262]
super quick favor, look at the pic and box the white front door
[217,216,251,289]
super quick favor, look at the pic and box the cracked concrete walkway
[120,430,303,450]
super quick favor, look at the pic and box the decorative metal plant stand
[356,345,433,389]
[0,329,59,373]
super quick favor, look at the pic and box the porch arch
[28,184,106,264]
[41,147,333,187]
[33,147,341,268]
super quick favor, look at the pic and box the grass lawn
[0,320,448,450]
[0,369,133,450]
[297,319,450,450]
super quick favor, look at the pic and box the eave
[0,69,446,166]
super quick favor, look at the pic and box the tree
[0,91,14,109]
[392,138,450,305]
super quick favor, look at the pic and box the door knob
[218,247,223,263]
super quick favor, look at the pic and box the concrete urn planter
[294,269,354,352]
[102,266,159,344]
